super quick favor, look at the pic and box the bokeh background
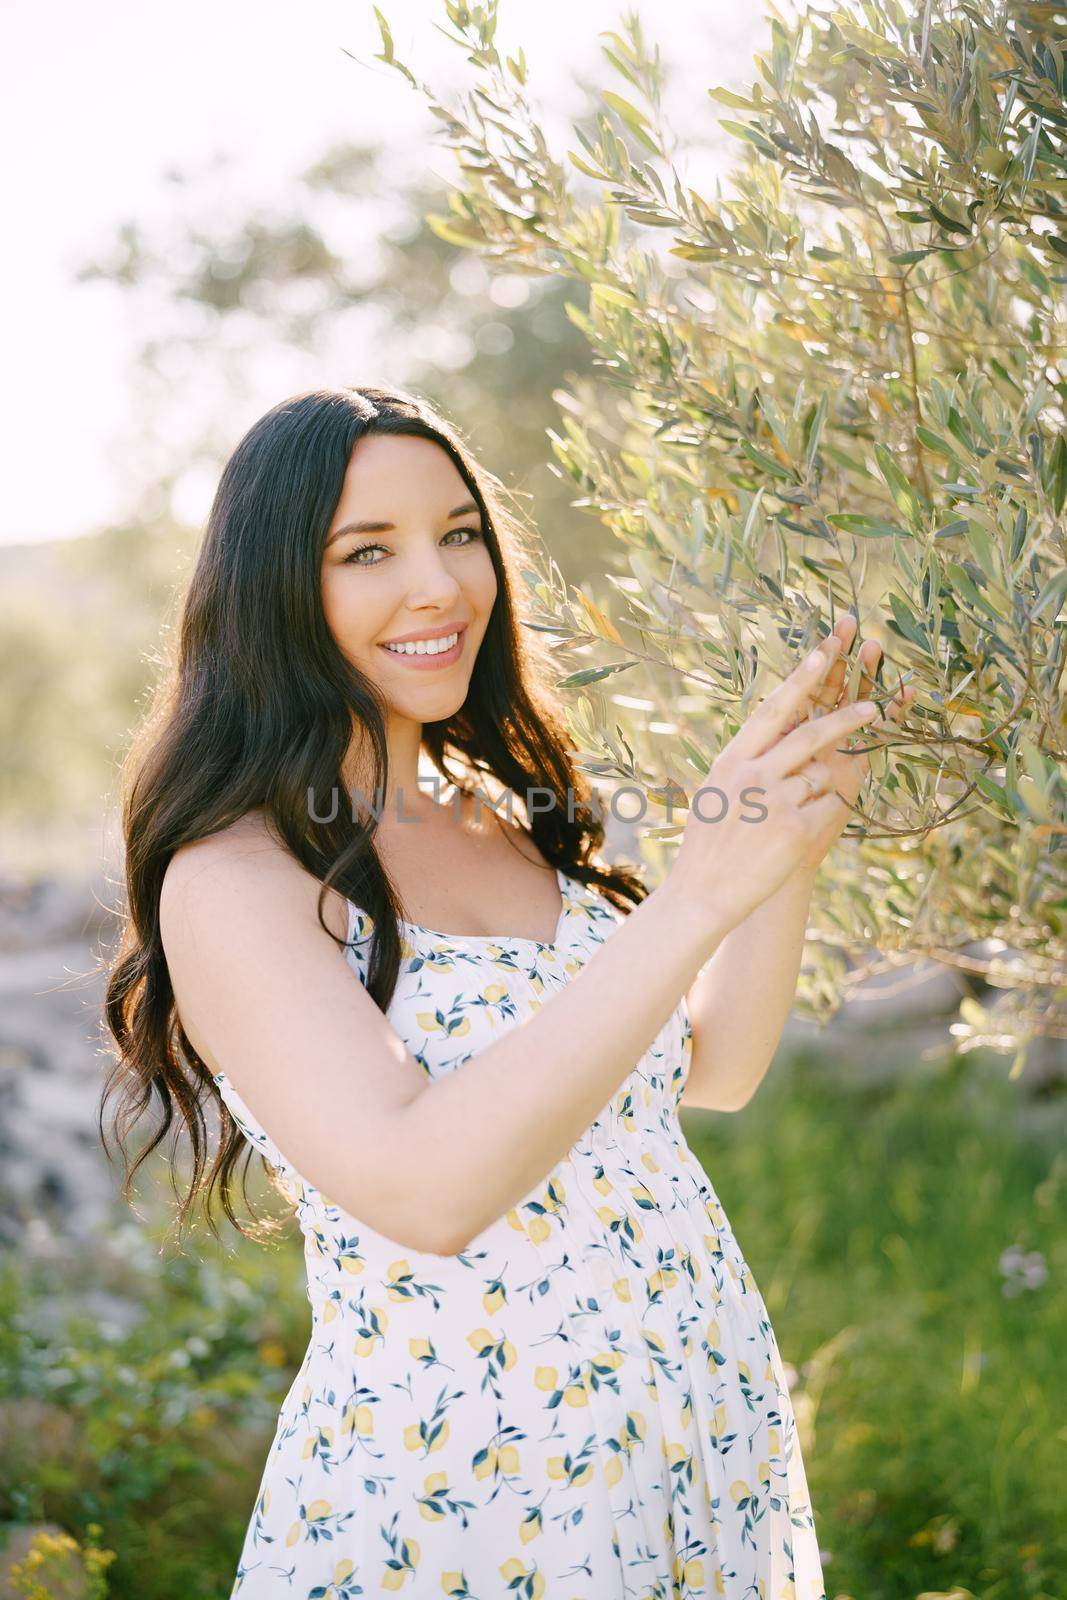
[1,4,1063,1597]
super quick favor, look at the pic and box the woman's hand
[781,614,916,873]
[669,617,912,936]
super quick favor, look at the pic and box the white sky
[0,1,766,546]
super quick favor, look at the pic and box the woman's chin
[378,678,472,723]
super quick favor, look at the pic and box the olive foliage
[372,0,1067,1069]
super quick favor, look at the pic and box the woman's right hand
[669,635,881,935]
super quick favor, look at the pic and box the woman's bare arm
[398,871,721,1252]
[160,661,878,1255]
[680,864,819,1113]
[160,827,724,1256]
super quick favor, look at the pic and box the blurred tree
[0,528,192,875]
[74,140,603,586]
[372,0,1067,1071]
[3,132,623,869]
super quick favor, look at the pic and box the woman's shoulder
[161,811,349,948]
[162,810,278,899]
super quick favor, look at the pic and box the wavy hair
[100,384,646,1247]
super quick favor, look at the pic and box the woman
[102,384,912,1599]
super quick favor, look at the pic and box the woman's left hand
[784,614,916,873]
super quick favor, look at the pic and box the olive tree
[367,0,1067,1072]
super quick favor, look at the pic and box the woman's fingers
[768,675,917,841]
[789,622,885,731]
[875,681,917,728]
[734,616,907,769]
[823,621,880,709]
[789,679,915,801]
[790,758,835,803]
[818,615,858,707]
[854,638,883,711]
[768,696,881,778]
[734,633,844,761]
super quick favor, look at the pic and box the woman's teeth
[383,631,460,656]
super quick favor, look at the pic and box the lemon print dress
[215,867,826,1600]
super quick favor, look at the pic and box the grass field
[686,1046,1066,1600]
[2,1043,1063,1599]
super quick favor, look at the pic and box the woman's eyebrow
[326,500,480,545]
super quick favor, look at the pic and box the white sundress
[213,866,826,1600]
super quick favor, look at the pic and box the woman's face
[321,432,498,730]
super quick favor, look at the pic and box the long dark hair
[100,384,646,1248]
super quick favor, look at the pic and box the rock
[0,871,122,1242]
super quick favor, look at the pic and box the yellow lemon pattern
[217,867,825,1598]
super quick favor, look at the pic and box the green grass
[1,1045,1063,1598]
[684,1046,1067,1600]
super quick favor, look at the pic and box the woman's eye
[343,527,483,566]
[344,543,387,566]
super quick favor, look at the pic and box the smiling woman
[102,379,635,1165]
[319,435,497,705]
[100,382,838,1600]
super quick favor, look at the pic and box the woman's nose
[401,546,464,606]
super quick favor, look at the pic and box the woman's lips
[377,626,467,669]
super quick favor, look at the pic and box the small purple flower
[998,1245,1048,1296]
